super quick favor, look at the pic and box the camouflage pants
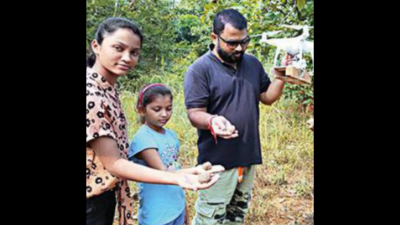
[192,166,255,225]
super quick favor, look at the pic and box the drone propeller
[281,24,313,30]
[250,30,282,38]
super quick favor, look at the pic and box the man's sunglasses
[218,36,251,48]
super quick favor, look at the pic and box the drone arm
[273,46,280,67]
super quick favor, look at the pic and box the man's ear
[211,32,218,45]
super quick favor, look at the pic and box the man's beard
[217,42,244,64]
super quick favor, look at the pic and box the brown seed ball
[202,162,212,171]
[198,172,211,184]
[226,125,235,133]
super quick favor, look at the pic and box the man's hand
[307,118,314,131]
[210,116,239,139]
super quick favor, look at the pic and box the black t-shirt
[184,49,271,169]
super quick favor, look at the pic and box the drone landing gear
[273,66,311,85]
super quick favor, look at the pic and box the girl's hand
[176,173,220,191]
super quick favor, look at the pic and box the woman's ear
[91,40,100,55]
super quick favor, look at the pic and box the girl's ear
[137,106,146,116]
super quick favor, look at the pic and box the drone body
[260,25,313,71]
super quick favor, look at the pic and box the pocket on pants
[196,200,224,218]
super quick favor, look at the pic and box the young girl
[86,17,222,225]
[129,84,213,225]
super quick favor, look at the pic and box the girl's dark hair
[87,17,143,68]
[136,84,173,124]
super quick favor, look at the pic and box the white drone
[259,25,314,75]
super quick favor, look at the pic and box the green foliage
[87,0,314,105]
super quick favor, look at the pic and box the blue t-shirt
[128,125,185,225]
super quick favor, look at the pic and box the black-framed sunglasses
[218,35,251,48]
